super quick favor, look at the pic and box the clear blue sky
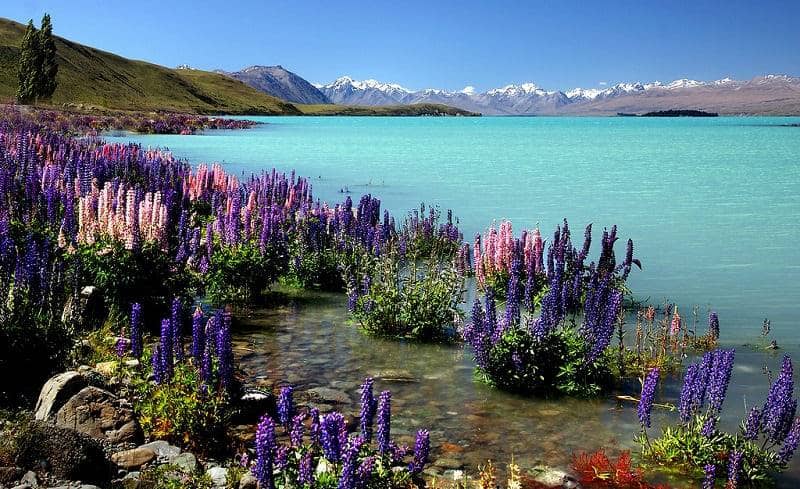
[6,0,799,91]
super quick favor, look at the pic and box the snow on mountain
[316,74,800,114]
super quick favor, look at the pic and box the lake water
[107,116,800,486]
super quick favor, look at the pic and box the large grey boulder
[55,386,142,444]
[13,421,109,485]
[34,372,88,421]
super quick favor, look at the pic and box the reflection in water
[232,290,800,488]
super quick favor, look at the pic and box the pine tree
[16,20,41,104]
[38,14,58,100]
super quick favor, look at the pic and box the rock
[62,285,104,330]
[372,369,419,382]
[34,371,88,421]
[0,467,23,485]
[532,466,573,487]
[13,421,109,485]
[95,361,118,378]
[55,386,142,444]
[10,484,31,489]
[110,448,155,469]
[433,458,463,470]
[171,452,199,472]
[306,387,351,405]
[206,466,228,487]
[20,471,37,487]
[562,474,582,489]
[124,360,140,369]
[234,388,274,423]
[238,472,257,489]
[138,441,181,462]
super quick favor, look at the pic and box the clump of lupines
[639,350,800,486]
[249,380,428,488]
[637,367,660,429]
[464,219,638,396]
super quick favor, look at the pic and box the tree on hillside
[16,20,41,104]
[38,14,58,100]
[16,14,58,104]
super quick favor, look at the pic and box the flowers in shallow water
[254,415,276,489]
[762,355,797,444]
[377,390,392,454]
[708,311,720,340]
[277,385,294,428]
[409,429,430,474]
[726,450,743,489]
[778,417,800,464]
[702,464,715,489]
[359,377,377,441]
[638,367,660,429]
[706,348,735,414]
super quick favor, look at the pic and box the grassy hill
[0,18,301,114]
[0,18,478,116]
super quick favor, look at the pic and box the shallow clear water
[107,117,800,484]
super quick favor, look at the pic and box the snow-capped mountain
[225,65,800,115]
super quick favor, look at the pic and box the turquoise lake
[107,116,800,486]
[107,116,800,346]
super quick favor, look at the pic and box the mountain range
[217,63,800,115]
[314,75,800,115]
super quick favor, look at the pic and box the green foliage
[138,463,213,489]
[15,20,40,104]
[204,240,286,307]
[77,240,194,317]
[132,356,230,450]
[639,415,784,487]
[477,326,611,397]
[282,219,344,291]
[350,250,465,342]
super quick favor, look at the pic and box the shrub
[204,240,286,307]
[636,351,800,487]
[464,221,638,397]
[282,217,344,291]
[347,250,465,342]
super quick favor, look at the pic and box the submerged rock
[305,387,351,405]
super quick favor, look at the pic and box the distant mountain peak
[222,65,330,105]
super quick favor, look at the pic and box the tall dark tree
[16,20,41,104]
[38,14,58,100]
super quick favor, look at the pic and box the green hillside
[0,17,300,115]
[0,17,478,116]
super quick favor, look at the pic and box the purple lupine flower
[290,413,305,447]
[355,456,375,489]
[743,406,761,441]
[201,318,214,388]
[678,363,700,423]
[130,302,142,359]
[702,464,715,489]
[115,336,127,358]
[151,344,163,384]
[338,436,364,489]
[408,429,430,475]
[706,349,735,414]
[298,451,314,488]
[159,318,173,382]
[274,446,289,471]
[309,408,321,445]
[726,450,743,489]
[359,378,378,441]
[277,386,294,428]
[638,368,660,429]
[170,297,183,361]
[253,415,276,489]
[778,417,800,464]
[376,390,391,454]
[762,355,797,444]
[708,311,720,340]
[191,307,204,362]
[216,312,233,392]
[320,412,345,462]
[701,416,717,437]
